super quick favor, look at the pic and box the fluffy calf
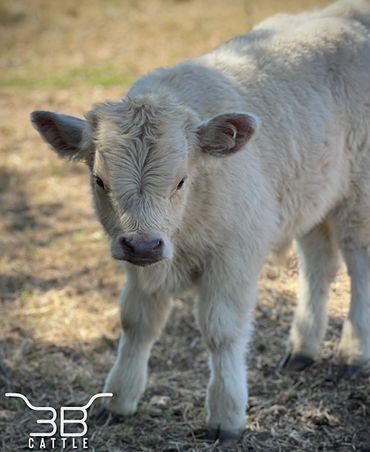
[31,0,370,444]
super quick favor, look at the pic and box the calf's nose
[118,235,164,265]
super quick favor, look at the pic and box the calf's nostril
[152,239,163,251]
[119,236,135,252]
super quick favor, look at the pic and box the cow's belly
[276,154,350,244]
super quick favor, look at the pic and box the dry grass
[1,0,369,450]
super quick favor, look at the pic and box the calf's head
[31,95,259,267]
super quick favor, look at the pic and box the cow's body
[31,0,370,443]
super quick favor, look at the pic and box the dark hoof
[338,363,369,380]
[279,352,314,371]
[95,407,124,426]
[206,427,242,447]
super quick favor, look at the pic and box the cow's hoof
[338,363,369,380]
[95,407,124,426]
[206,427,242,447]
[279,352,314,371]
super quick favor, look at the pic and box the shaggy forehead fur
[90,95,192,201]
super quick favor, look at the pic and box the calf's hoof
[279,352,314,371]
[206,427,242,447]
[95,407,125,426]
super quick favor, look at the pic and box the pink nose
[118,236,164,266]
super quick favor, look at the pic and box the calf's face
[31,96,259,267]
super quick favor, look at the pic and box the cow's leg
[337,245,370,377]
[280,222,340,370]
[334,171,370,377]
[195,281,257,444]
[100,279,172,419]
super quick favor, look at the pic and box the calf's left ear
[197,112,260,157]
[31,111,86,161]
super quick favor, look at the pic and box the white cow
[31,0,370,444]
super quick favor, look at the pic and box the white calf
[31,0,370,444]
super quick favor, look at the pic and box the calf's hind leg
[335,168,370,377]
[280,221,340,370]
[337,245,370,377]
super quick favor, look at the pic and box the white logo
[5,392,112,449]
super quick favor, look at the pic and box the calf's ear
[31,111,87,160]
[197,112,260,157]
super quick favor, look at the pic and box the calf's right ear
[31,111,87,161]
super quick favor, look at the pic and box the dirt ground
[1,0,370,451]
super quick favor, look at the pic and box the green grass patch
[0,64,136,90]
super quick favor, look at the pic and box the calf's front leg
[101,278,172,418]
[195,282,257,444]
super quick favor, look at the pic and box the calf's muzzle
[117,235,165,266]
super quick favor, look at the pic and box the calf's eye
[176,177,187,191]
[94,175,105,190]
